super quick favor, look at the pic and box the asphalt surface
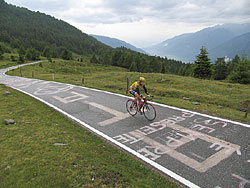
[1,62,250,188]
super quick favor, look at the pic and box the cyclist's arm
[143,85,149,95]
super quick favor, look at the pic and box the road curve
[1,62,249,188]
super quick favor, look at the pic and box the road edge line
[72,84,250,128]
[3,62,249,128]
[9,85,200,188]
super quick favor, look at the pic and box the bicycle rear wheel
[143,103,156,121]
[126,99,137,116]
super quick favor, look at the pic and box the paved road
[1,62,250,188]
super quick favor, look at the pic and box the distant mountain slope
[0,0,111,56]
[218,23,250,36]
[210,32,250,60]
[144,23,250,62]
[90,34,148,54]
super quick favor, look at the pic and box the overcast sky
[5,0,250,47]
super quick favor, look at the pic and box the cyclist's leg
[134,92,141,106]
[129,90,137,107]
[130,89,140,105]
[134,88,142,105]
[135,90,144,113]
[128,89,142,114]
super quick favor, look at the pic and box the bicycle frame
[137,96,151,112]
[126,96,156,121]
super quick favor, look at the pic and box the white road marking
[2,62,249,188]
[13,80,43,89]
[53,91,88,104]
[34,84,73,95]
[71,86,250,128]
[5,63,247,128]
[236,149,242,156]
[9,86,201,188]
[189,152,206,161]
[128,120,241,172]
[88,102,130,126]
[163,121,241,172]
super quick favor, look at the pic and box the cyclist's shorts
[130,89,136,96]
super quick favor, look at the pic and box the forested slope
[0,0,191,75]
[0,0,112,56]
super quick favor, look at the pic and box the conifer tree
[112,50,122,66]
[61,49,72,60]
[213,57,228,80]
[129,61,137,72]
[90,54,99,64]
[228,54,240,74]
[228,55,250,84]
[18,47,25,64]
[193,46,212,79]
[43,46,52,59]
[26,47,39,60]
[0,44,3,59]
[101,54,111,65]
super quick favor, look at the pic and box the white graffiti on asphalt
[34,82,74,95]
[53,91,89,104]
[114,113,242,172]
[51,90,130,126]
[13,80,43,89]
[194,118,227,127]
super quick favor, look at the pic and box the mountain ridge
[210,32,250,60]
[143,23,250,62]
[90,34,148,54]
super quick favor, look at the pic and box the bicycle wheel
[143,103,156,121]
[126,99,137,116]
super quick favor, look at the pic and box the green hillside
[0,83,179,188]
[0,0,192,76]
[0,0,112,56]
[6,58,250,124]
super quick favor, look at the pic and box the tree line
[89,46,250,84]
[0,1,189,75]
[0,1,249,84]
[0,0,112,58]
[193,46,250,84]
[1,41,249,85]
[90,47,192,75]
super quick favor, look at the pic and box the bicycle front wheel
[143,103,156,121]
[126,99,137,116]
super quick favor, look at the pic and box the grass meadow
[0,84,179,188]
[1,56,181,187]
[1,55,249,187]
[7,59,250,124]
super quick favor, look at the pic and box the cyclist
[129,77,150,109]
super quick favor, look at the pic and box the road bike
[126,96,156,121]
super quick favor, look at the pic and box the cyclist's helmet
[139,77,145,82]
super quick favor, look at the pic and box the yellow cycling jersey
[129,81,148,96]
[130,81,144,90]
